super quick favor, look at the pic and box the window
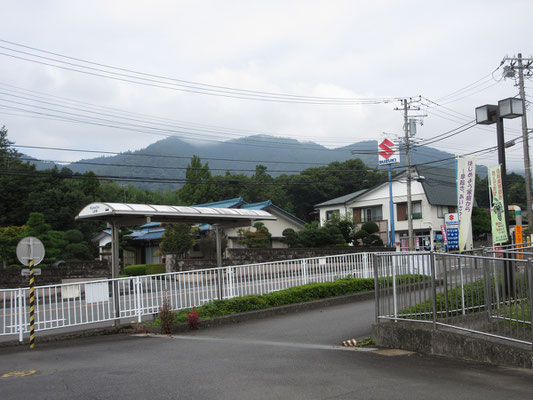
[397,201,422,220]
[353,206,382,222]
[326,209,340,221]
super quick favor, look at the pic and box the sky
[1,0,533,170]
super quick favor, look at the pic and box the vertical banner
[457,157,476,251]
[489,165,508,244]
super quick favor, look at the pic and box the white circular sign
[16,237,45,266]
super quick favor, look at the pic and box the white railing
[1,252,372,341]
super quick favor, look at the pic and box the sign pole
[388,164,396,247]
[29,258,36,349]
[16,236,45,349]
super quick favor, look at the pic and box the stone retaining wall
[1,261,110,288]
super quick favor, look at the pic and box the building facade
[315,166,472,251]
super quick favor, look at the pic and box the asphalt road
[1,299,532,399]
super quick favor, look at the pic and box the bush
[124,263,166,276]
[159,297,175,334]
[145,264,166,275]
[170,277,376,323]
[124,264,146,276]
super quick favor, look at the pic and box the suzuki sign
[378,138,400,165]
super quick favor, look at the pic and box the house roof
[416,166,459,207]
[132,230,165,241]
[194,197,245,208]
[242,200,306,227]
[314,189,369,207]
[314,166,468,209]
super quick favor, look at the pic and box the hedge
[124,264,165,276]
[170,277,376,323]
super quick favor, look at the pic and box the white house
[315,166,473,251]
[195,198,306,248]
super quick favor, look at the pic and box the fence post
[136,276,142,323]
[482,252,492,323]
[373,254,380,324]
[392,255,398,322]
[226,267,234,299]
[17,288,24,342]
[302,260,308,285]
[527,258,533,348]
[430,252,437,330]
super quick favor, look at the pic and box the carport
[76,202,276,319]
[76,202,276,277]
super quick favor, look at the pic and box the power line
[0,40,402,105]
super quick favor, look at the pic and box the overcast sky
[1,1,532,170]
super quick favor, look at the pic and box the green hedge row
[124,264,165,276]
[170,277,375,323]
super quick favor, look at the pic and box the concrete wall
[372,321,533,369]
[166,246,389,272]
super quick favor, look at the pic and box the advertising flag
[489,165,508,244]
[457,157,476,251]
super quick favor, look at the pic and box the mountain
[26,135,488,190]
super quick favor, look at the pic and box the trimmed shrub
[124,263,165,276]
[124,264,146,276]
[145,264,166,275]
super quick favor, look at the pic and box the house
[92,222,165,265]
[194,198,306,248]
[314,166,473,251]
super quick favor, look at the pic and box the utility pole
[503,54,533,233]
[517,54,532,233]
[404,99,414,251]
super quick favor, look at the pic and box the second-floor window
[353,205,382,222]
[397,201,422,221]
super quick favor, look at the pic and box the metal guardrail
[375,252,533,348]
[1,252,372,342]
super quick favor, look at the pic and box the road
[1,299,532,399]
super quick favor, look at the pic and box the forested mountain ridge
[28,134,484,190]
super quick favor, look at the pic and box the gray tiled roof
[314,189,369,207]
[416,166,458,206]
[315,166,466,209]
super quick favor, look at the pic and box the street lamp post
[475,97,524,297]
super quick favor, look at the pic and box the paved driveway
[1,299,532,399]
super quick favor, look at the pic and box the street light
[475,97,524,296]
[475,98,524,238]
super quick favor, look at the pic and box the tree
[179,155,217,205]
[472,207,491,240]
[23,212,66,263]
[0,225,25,268]
[237,222,272,248]
[160,223,195,257]
[281,228,299,248]
[352,222,383,246]
[296,221,345,248]
[325,213,355,244]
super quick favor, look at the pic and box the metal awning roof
[76,202,276,227]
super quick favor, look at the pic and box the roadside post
[16,236,45,349]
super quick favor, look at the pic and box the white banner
[457,157,476,251]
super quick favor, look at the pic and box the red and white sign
[378,138,400,165]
